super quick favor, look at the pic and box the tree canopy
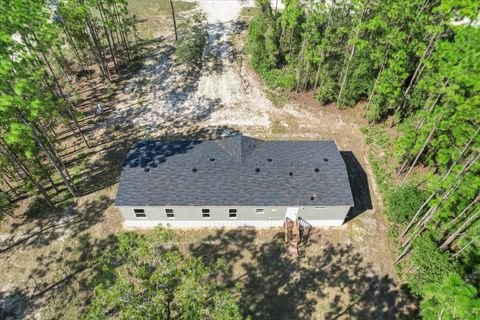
[83,228,243,320]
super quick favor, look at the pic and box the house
[115,135,354,228]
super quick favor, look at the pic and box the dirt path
[106,0,280,135]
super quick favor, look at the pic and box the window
[229,209,237,219]
[165,208,174,219]
[134,209,146,218]
[202,208,210,218]
[255,208,264,214]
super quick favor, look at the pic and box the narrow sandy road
[108,0,283,135]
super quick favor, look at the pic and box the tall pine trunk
[16,110,78,198]
[364,45,390,118]
[170,0,178,41]
[402,114,443,183]
[440,209,480,250]
[0,140,52,205]
[98,2,118,71]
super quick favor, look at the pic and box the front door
[285,207,299,220]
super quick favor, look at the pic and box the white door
[285,207,299,220]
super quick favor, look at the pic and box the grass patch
[362,126,395,194]
[128,0,197,39]
[271,119,288,134]
[240,6,261,19]
[266,88,289,108]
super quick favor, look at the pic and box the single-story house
[115,135,354,228]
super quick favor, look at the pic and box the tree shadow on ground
[69,123,144,196]
[0,289,27,320]
[0,197,117,319]
[203,20,245,74]
[0,196,113,253]
[92,38,215,134]
[340,151,373,223]
[189,229,414,320]
[23,233,117,318]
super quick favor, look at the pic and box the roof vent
[289,172,293,176]
[323,158,329,162]
[314,168,319,173]
[210,158,215,161]
[255,168,260,173]
[192,168,197,172]
[144,168,149,172]
[267,158,272,162]
[310,192,318,201]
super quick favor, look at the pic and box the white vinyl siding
[118,206,350,228]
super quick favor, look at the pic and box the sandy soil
[105,0,283,135]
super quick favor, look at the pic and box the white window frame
[134,208,147,219]
[165,208,175,219]
[202,208,211,219]
[255,208,264,214]
[229,209,237,219]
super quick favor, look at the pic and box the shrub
[262,67,296,89]
[83,228,243,319]
[246,15,279,73]
[420,273,480,320]
[175,12,208,66]
[407,233,460,295]
[385,184,426,224]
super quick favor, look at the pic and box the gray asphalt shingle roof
[115,135,354,207]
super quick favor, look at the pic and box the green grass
[265,88,290,108]
[363,126,394,194]
[240,6,261,18]
[128,0,197,39]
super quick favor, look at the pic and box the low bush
[407,233,460,295]
[175,12,208,66]
[385,184,426,224]
[246,14,279,72]
[261,67,296,89]
[420,273,480,320]
[83,228,243,319]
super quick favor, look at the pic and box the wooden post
[170,0,178,41]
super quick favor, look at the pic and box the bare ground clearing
[0,1,415,319]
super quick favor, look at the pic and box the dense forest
[0,0,136,209]
[247,0,479,317]
[0,0,207,215]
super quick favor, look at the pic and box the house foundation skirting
[124,219,344,228]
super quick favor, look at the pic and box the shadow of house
[123,140,200,169]
[340,151,373,222]
[122,126,241,170]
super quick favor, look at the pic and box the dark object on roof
[115,135,354,207]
